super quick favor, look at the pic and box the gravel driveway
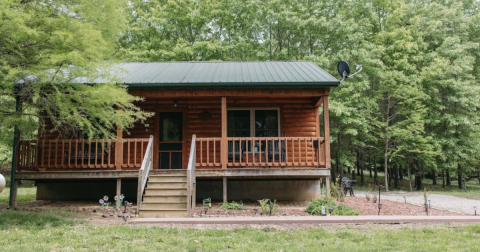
[356,190,479,215]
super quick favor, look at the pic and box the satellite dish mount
[337,61,362,83]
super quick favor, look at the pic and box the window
[227,109,280,137]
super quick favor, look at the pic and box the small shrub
[331,204,360,216]
[305,197,336,215]
[330,182,340,199]
[257,199,278,214]
[220,201,246,210]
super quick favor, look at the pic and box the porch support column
[221,97,227,169]
[115,126,123,170]
[116,178,121,199]
[223,177,227,203]
[319,178,322,197]
[325,176,330,197]
[323,96,331,169]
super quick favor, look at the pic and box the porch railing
[195,137,325,168]
[136,136,154,213]
[17,138,149,170]
[186,134,197,217]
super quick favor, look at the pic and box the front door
[158,112,183,169]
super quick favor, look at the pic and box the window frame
[227,108,281,137]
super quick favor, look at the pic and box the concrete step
[148,170,187,176]
[143,195,187,203]
[148,176,187,183]
[139,209,187,218]
[141,202,187,210]
[144,188,187,196]
[146,181,187,189]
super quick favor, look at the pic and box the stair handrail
[136,135,154,214]
[186,134,196,217]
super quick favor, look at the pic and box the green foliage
[305,197,336,215]
[331,204,360,216]
[219,201,246,210]
[329,182,341,200]
[0,188,36,203]
[257,199,278,214]
[305,197,359,216]
[0,0,153,164]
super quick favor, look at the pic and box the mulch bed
[192,205,310,217]
[341,196,464,216]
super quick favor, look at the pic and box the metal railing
[136,136,154,213]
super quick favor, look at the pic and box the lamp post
[474,206,477,216]
[7,93,21,210]
[377,185,385,215]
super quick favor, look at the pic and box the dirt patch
[341,196,465,216]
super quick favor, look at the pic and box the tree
[0,0,153,163]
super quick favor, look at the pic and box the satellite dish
[337,61,350,79]
[0,174,5,193]
[337,61,362,83]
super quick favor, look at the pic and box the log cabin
[13,61,339,217]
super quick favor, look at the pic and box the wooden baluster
[26,141,31,168]
[88,140,91,168]
[232,139,235,165]
[207,138,209,165]
[213,138,216,165]
[81,140,85,168]
[265,138,268,165]
[108,140,112,168]
[75,140,78,167]
[134,139,137,167]
[285,137,288,166]
[259,140,262,166]
[251,139,255,166]
[127,139,131,167]
[298,138,301,165]
[101,140,104,167]
[34,141,38,167]
[200,139,203,165]
[305,138,307,165]
[141,140,144,162]
[271,138,275,165]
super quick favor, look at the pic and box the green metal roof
[111,61,339,89]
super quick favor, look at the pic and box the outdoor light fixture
[377,185,385,215]
[144,124,150,132]
[173,100,179,108]
[403,196,406,204]
[428,200,431,209]
[204,205,209,215]
[474,206,477,216]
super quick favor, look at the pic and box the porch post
[325,176,330,197]
[115,126,123,170]
[223,177,227,203]
[116,178,121,199]
[221,97,227,169]
[323,96,331,169]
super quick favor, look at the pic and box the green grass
[0,187,37,203]
[0,210,479,251]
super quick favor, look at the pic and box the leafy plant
[220,201,246,210]
[257,199,278,214]
[305,197,336,215]
[305,198,359,216]
[331,204,359,216]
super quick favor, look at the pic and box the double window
[227,109,280,137]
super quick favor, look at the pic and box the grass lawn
[0,211,479,251]
[0,187,36,203]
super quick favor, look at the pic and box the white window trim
[227,108,281,137]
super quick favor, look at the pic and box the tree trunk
[352,168,356,180]
[458,163,464,190]
[399,166,404,180]
[408,164,412,192]
[446,170,451,186]
[384,98,390,191]
[348,166,351,174]
[394,164,399,189]
[432,170,437,186]
[360,153,365,185]
[478,171,480,185]
[369,158,372,178]
[415,175,423,191]
[442,170,445,188]
[374,157,378,185]
[331,160,336,185]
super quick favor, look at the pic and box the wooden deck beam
[15,170,139,180]
[130,89,328,98]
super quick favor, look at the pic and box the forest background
[1,0,480,191]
